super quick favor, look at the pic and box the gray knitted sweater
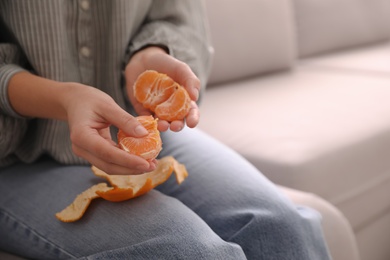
[0,0,212,166]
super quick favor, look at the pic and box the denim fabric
[0,128,331,259]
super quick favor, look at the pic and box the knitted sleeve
[125,0,214,97]
[0,43,29,163]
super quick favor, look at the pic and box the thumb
[102,104,148,137]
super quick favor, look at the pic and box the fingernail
[134,125,148,136]
[193,89,199,101]
[137,164,149,171]
[176,125,184,132]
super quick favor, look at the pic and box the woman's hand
[8,72,156,175]
[124,47,200,132]
[63,83,157,175]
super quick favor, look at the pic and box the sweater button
[80,0,90,11]
[80,46,91,58]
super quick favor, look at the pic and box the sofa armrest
[279,185,360,260]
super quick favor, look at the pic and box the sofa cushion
[300,42,390,75]
[293,0,390,57]
[205,0,296,85]
[198,65,390,233]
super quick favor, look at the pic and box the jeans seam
[0,208,76,259]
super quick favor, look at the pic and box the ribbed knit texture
[0,0,212,166]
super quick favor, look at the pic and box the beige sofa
[199,0,390,260]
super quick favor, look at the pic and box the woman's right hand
[63,83,157,175]
[8,71,155,175]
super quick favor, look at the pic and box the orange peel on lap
[56,157,188,222]
[55,183,113,222]
[92,156,188,201]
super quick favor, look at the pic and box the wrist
[127,46,168,70]
[8,71,74,120]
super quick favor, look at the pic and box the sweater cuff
[0,64,27,117]
[0,113,28,162]
[125,21,212,94]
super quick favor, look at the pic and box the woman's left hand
[124,46,200,132]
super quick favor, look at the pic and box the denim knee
[0,209,73,259]
[163,231,247,260]
[83,228,247,260]
[222,202,330,260]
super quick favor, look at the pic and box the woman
[0,1,330,259]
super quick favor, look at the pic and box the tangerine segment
[133,70,176,110]
[117,115,162,160]
[55,183,112,223]
[134,115,158,131]
[133,70,191,121]
[155,86,191,121]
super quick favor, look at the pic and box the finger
[169,120,185,132]
[157,120,170,132]
[182,76,201,102]
[98,128,116,145]
[170,62,200,102]
[100,103,148,137]
[73,146,145,175]
[71,130,153,173]
[74,129,150,170]
[149,159,158,169]
[185,101,200,128]
[72,143,156,175]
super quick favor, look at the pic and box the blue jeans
[0,128,331,259]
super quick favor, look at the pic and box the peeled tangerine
[118,115,162,160]
[133,70,191,121]
[55,116,188,223]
